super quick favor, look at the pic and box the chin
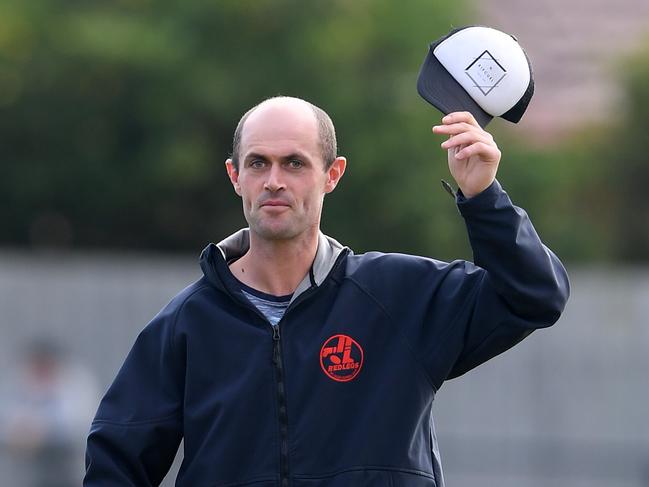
[252,223,302,241]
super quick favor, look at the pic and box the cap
[417,25,534,127]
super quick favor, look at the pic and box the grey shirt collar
[216,228,347,303]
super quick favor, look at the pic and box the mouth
[260,199,291,208]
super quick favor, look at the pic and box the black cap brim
[417,39,493,128]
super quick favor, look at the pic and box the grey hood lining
[216,228,347,304]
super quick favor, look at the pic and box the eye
[249,159,265,169]
[288,159,304,169]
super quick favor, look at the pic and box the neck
[229,227,320,296]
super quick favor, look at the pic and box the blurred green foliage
[605,45,649,262]
[493,42,649,264]
[1,0,648,262]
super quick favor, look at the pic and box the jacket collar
[202,228,347,303]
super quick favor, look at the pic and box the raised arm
[430,112,569,382]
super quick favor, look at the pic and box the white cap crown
[433,26,531,117]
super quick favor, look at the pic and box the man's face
[226,101,344,241]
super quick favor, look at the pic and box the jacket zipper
[268,287,322,487]
[224,249,348,486]
[267,282,329,486]
[272,325,290,487]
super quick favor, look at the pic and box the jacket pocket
[292,467,437,486]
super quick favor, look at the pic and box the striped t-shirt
[240,282,292,327]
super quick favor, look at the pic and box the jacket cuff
[456,179,504,214]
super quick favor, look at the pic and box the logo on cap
[320,334,364,382]
[465,50,507,96]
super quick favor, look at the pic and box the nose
[263,163,286,192]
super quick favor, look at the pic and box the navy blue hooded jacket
[84,180,569,486]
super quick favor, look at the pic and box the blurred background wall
[1,0,648,485]
[1,256,647,486]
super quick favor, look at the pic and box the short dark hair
[230,96,338,171]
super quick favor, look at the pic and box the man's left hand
[432,111,501,198]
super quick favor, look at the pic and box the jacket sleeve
[441,179,570,381]
[84,302,185,486]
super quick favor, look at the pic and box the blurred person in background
[84,96,569,486]
[0,339,99,487]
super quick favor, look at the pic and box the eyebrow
[244,152,311,162]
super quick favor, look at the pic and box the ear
[324,156,347,194]
[225,159,242,196]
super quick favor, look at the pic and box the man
[84,96,569,486]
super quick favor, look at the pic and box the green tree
[491,42,649,263]
[604,45,649,261]
[1,1,515,261]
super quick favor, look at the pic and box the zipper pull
[272,325,281,366]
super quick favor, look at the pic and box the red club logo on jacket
[319,334,364,382]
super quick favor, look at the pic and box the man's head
[225,97,346,241]
[231,96,338,171]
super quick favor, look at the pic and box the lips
[260,199,291,207]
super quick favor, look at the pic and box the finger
[449,142,467,155]
[455,142,501,161]
[442,111,480,127]
[441,131,493,150]
[432,122,490,138]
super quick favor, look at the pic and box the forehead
[240,102,320,159]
